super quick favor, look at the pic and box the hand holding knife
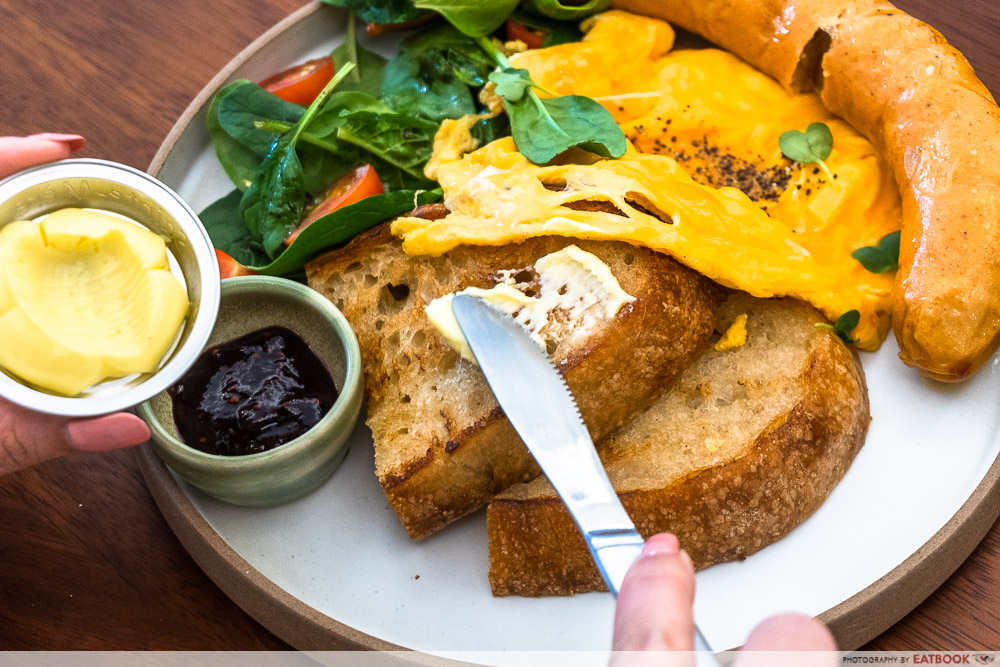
[452,294,720,665]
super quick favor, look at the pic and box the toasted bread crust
[611,0,1000,381]
[308,225,724,538]
[487,304,869,596]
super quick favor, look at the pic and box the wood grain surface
[0,0,998,652]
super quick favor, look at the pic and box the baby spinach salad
[201,0,622,276]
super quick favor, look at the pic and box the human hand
[0,133,150,476]
[612,533,837,667]
[0,398,151,475]
[0,133,86,179]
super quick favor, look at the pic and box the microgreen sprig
[816,309,861,345]
[780,122,836,183]
[851,230,901,274]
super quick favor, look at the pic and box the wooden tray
[139,2,1000,658]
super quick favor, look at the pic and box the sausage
[612,0,1000,380]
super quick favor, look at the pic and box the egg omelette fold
[392,10,902,350]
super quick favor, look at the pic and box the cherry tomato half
[506,19,549,50]
[259,57,335,106]
[285,164,385,245]
[216,249,257,280]
[366,13,436,36]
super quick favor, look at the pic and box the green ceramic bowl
[137,276,363,507]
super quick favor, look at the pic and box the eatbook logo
[974,655,995,665]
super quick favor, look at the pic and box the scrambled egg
[396,11,902,350]
[715,314,748,352]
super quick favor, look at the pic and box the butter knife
[451,294,719,662]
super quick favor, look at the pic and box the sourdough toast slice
[306,224,724,538]
[488,293,870,595]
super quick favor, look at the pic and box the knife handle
[589,528,722,666]
[585,527,645,597]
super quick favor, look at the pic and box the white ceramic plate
[143,3,1000,660]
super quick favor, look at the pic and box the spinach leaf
[239,138,307,258]
[320,0,424,25]
[204,188,443,276]
[207,80,262,190]
[470,112,510,145]
[299,143,362,196]
[503,93,627,163]
[400,25,495,87]
[852,230,901,274]
[257,91,437,186]
[380,26,493,121]
[382,49,477,120]
[217,82,305,155]
[331,14,388,97]
[413,0,520,37]
[305,91,395,140]
[524,0,610,20]
[251,189,442,276]
[335,110,439,180]
[199,189,269,267]
[816,310,861,345]
[508,9,582,46]
[239,64,356,259]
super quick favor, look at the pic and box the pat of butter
[714,313,748,351]
[0,208,189,396]
[425,245,636,364]
[425,284,537,362]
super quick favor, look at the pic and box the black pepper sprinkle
[636,123,792,202]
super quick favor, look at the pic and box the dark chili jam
[168,326,338,456]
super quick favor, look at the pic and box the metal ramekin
[0,158,220,417]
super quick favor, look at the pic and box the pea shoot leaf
[489,68,534,103]
[816,309,861,345]
[851,230,901,274]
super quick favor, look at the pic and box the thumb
[611,533,696,666]
[0,398,150,475]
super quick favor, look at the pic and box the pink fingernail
[641,533,680,557]
[27,133,86,152]
[65,414,151,452]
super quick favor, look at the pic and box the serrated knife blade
[452,294,718,661]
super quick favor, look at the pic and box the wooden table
[0,0,998,651]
